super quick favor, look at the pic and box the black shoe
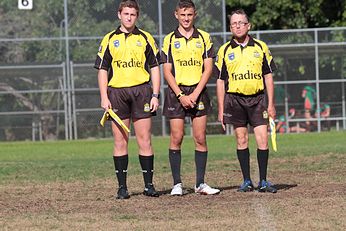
[237,179,254,192]
[258,180,277,193]
[116,186,130,199]
[143,183,159,197]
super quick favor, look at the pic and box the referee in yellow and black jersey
[94,0,160,200]
[216,9,277,193]
[160,0,220,196]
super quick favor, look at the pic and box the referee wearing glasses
[216,9,278,193]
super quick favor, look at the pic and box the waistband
[228,90,265,97]
[178,84,198,87]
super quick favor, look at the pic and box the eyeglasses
[231,21,249,28]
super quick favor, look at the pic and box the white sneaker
[195,183,220,195]
[170,183,183,196]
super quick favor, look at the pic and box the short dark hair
[118,0,140,15]
[176,0,196,11]
[228,9,250,22]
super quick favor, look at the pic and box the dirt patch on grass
[1,154,345,230]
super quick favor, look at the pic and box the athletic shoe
[143,183,159,197]
[170,183,183,196]
[116,186,130,199]
[194,183,220,195]
[237,179,254,192]
[258,180,277,193]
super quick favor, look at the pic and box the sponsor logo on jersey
[228,52,235,60]
[114,58,143,68]
[174,41,181,49]
[144,103,150,112]
[114,40,120,48]
[231,70,262,81]
[176,58,202,67]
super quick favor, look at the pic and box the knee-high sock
[169,149,181,185]
[139,155,154,187]
[113,155,128,188]
[257,149,269,181]
[237,148,251,181]
[195,150,208,187]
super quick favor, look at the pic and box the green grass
[0,131,345,183]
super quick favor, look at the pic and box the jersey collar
[174,26,199,39]
[115,26,141,35]
[230,35,255,48]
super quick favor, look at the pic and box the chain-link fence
[0,0,345,141]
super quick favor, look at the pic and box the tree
[225,0,346,29]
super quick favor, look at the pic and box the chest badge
[174,41,181,49]
[114,40,120,48]
[254,51,260,58]
[136,40,142,47]
[196,41,202,48]
[228,52,235,61]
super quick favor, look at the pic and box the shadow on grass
[159,186,241,196]
[274,183,298,191]
[129,184,298,197]
[217,184,298,192]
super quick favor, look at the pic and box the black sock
[113,155,128,188]
[237,148,251,181]
[169,149,182,185]
[139,155,154,187]
[195,150,208,187]
[257,149,269,181]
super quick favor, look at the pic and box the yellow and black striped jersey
[94,26,159,88]
[160,27,214,86]
[215,36,276,95]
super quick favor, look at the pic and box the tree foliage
[226,0,346,29]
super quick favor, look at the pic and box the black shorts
[223,93,268,128]
[163,85,211,119]
[107,83,153,120]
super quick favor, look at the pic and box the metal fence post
[222,0,227,43]
[62,63,69,140]
[158,0,167,136]
[314,29,321,132]
[64,0,72,140]
[70,61,78,139]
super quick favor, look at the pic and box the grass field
[1,131,345,230]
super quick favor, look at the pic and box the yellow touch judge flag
[100,109,130,133]
[269,117,277,152]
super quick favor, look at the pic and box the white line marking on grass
[253,197,277,231]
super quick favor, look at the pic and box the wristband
[176,91,185,100]
[152,93,160,99]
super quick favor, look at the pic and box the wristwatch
[152,93,160,99]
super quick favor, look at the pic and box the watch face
[152,93,160,99]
